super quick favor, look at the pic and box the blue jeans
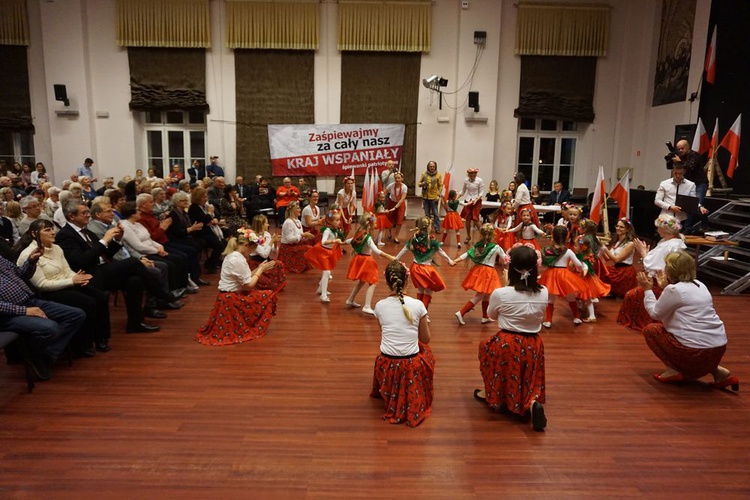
[0,298,85,359]
[423,198,440,232]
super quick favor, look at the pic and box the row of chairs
[1,332,37,393]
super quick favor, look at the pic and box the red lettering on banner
[271,147,402,177]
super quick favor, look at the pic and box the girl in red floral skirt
[474,245,548,431]
[493,201,515,251]
[371,260,435,427]
[441,190,464,248]
[195,228,278,346]
[373,191,392,247]
[575,220,611,323]
[538,226,588,328]
[394,216,456,309]
[454,223,507,325]
[304,209,345,303]
[249,214,287,292]
[345,213,395,315]
[278,201,315,274]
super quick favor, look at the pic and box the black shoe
[95,342,111,353]
[531,401,547,432]
[159,300,183,310]
[171,288,187,299]
[126,322,161,333]
[145,308,167,319]
[30,356,52,381]
[473,388,486,402]
[195,278,211,286]
[73,348,96,359]
[184,287,199,294]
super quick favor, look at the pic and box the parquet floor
[1,234,749,498]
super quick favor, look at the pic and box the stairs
[696,200,750,295]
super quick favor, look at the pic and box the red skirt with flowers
[248,258,287,293]
[617,285,662,331]
[479,331,545,415]
[578,273,611,300]
[375,212,392,230]
[410,263,446,292]
[517,236,541,251]
[278,241,313,274]
[538,267,586,297]
[387,199,406,226]
[494,229,514,251]
[195,290,278,346]
[460,200,482,222]
[443,211,464,230]
[643,323,726,379]
[347,253,379,285]
[305,243,343,271]
[601,264,637,297]
[462,264,502,295]
[370,343,435,427]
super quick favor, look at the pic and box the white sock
[364,285,376,310]
[320,271,330,296]
[587,301,595,319]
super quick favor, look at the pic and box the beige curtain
[226,1,319,50]
[0,0,28,46]
[116,0,210,48]
[516,3,610,57]
[339,0,431,52]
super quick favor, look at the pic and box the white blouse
[644,280,727,349]
[374,296,427,357]
[643,237,687,274]
[120,219,163,255]
[488,286,549,333]
[17,241,76,292]
[507,222,544,239]
[456,244,506,267]
[301,204,319,228]
[547,248,585,270]
[281,218,304,244]
[218,251,252,292]
[251,231,276,260]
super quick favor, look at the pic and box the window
[516,119,579,192]
[0,131,35,171]
[144,111,206,177]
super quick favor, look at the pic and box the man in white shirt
[654,164,706,232]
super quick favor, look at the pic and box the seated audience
[151,187,171,220]
[371,260,435,427]
[275,177,300,224]
[188,187,226,273]
[18,196,54,237]
[637,250,738,390]
[219,185,246,234]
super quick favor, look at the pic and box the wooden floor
[2,235,750,498]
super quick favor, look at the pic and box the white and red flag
[589,166,606,225]
[609,170,630,220]
[719,114,742,179]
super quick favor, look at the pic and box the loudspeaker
[468,91,479,112]
[53,84,70,106]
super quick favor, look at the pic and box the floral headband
[236,227,259,244]
[619,217,631,225]
[466,168,479,174]
[655,215,681,231]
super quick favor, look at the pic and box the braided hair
[385,260,413,323]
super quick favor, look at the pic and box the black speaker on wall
[53,84,70,106]
[468,91,479,112]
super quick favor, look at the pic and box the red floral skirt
[617,285,662,331]
[278,241,313,274]
[195,290,278,346]
[462,264,501,295]
[410,263,446,292]
[538,267,587,297]
[375,212,392,230]
[578,273,611,300]
[643,323,726,379]
[460,200,482,222]
[305,243,343,271]
[386,199,406,226]
[494,229,514,251]
[479,331,545,415]
[248,258,287,293]
[601,264,638,297]
[517,236,541,251]
[347,253,379,285]
[443,211,464,230]
[370,343,435,427]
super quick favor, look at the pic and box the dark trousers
[151,253,188,289]
[0,298,85,359]
[165,239,202,280]
[42,286,111,349]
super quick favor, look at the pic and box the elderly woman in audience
[219,184,246,234]
[188,186,226,273]
[15,219,111,354]
[195,228,278,346]
[600,217,637,297]
[0,186,16,203]
[618,214,686,331]
[79,176,97,202]
[371,260,435,427]
[637,250,738,390]
[5,200,22,238]
[18,196,53,237]
[474,245,548,431]
[151,187,171,220]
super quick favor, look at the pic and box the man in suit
[234,175,252,219]
[206,156,224,178]
[56,200,182,333]
[544,181,571,223]
[187,160,206,186]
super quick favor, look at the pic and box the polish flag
[691,117,710,156]
[589,166,606,225]
[443,168,453,201]
[709,118,719,159]
[719,114,741,179]
[609,170,630,220]
[705,27,717,84]
[362,166,373,212]
[370,165,380,208]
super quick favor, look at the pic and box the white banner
[268,123,405,176]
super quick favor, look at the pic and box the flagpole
[601,191,610,240]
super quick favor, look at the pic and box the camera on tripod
[664,141,677,169]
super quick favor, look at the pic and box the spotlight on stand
[422,75,448,109]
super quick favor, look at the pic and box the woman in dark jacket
[187,186,226,273]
